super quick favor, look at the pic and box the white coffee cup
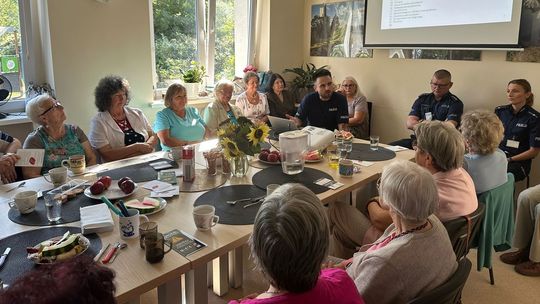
[119,209,149,239]
[169,146,183,163]
[193,205,219,231]
[61,155,86,175]
[9,190,38,214]
[43,167,68,187]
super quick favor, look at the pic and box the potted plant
[181,61,206,98]
[283,63,328,100]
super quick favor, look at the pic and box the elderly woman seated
[154,83,210,151]
[0,255,116,304]
[23,94,96,179]
[89,75,157,162]
[236,71,270,124]
[335,161,457,304]
[329,120,478,258]
[460,109,508,194]
[203,79,242,136]
[230,183,364,304]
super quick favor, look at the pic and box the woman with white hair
[23,94,96,178]
[337,161,457,304]
[203,79,242,136]
[460,109,508,193]
[230,184,364,304]
[338,76,369,139]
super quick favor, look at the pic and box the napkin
[80,203,114,235]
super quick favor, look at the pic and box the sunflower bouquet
[217,116,270,159]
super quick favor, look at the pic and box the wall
[43,0,154,133]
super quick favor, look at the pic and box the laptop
[268,116,297,140]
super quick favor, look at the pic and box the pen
[100,197,123,216]
[117,200,130,217]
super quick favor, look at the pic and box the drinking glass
[370,135,380,151]
[44,187,63,222]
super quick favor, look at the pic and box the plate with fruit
[84,176,138,200]
[304,150,323,163]
[124,197,166,215]
[27,231,90,264]
[257,149,281,165]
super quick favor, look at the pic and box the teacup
[168,146,183,163]
[9,190,38,214]
[119,209,149,239]
[43,167,68,187]
[61,155,86,175]
[193,205,219,231]
[338,159,360,177]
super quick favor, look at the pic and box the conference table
[0,139,414,304]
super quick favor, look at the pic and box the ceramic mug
[43,167,68,187]
[193,205,219,231]
[168,146,183,163]
[338,159,360,177]
[119,209,149,239]
[61,155,86,175]
[9,190,38,214]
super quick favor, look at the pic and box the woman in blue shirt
[154,83,210,151]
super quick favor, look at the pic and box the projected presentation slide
[381,0,513,30]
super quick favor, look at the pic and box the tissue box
[80,203,114,234]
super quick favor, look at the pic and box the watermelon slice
[125,197,161,214]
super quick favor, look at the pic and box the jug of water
[279,130,308,175]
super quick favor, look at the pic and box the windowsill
[150,95,237,108]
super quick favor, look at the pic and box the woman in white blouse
[235,71,270,124]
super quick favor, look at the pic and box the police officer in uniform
[390,69,464,149]
[495,79,540,182]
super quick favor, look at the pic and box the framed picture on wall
[310,0,372,58]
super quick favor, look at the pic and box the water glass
[344,139,353,153]
[370,135,380,151]
[326,142,339,169]
[337,139,349,159]
[44,188,63,222]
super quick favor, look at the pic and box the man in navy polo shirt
[391,69,464,149]
[288,69,349,131]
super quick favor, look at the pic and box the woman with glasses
[265,73,296,119]
[332,161,457,304]
[203,79,242,136]
[495,79,540,182]
[89,75,157,162]
[337,76,369,139]
[22,94,96,178]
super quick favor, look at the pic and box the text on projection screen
[381,0,513,30]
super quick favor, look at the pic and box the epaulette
[418,93,430,98]
[495,104,510,111]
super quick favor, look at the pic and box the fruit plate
[84,183,138,200]
[125,197,167,216]
[28,234,90,264]
[257,158,281,165]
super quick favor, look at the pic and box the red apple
[90,181,105,195]
[120,180,135,194]
[118,177,132,187]
[261,148,271,154]
[267,153,279,163]
[259,151,269,161]
[98,176,112,189]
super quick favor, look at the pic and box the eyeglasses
[341,84,356,87]
[376,177,381,191]
[430,82,450,88]
[40,101,63,116]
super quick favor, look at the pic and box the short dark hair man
[287,69,349,131]
[391,69,464,149]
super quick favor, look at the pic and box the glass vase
[230,156,249,177]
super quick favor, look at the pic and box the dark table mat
[347,143,396,161]
[252,166,332,194]
[8,189,97,226]
[97,158,178,183]
[193,185,266,225]
[0,227,101,285]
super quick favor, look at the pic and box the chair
[407,258,472,304]
[367,101,373,137]
[443,203,486,261]
[476,173,515,285]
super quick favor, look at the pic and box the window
[152,0,254,90]
[0,0,25,101]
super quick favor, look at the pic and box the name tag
[516,123,527,128]
[506,139,520,148]
[328,107,337,112]
[425,112,433,121]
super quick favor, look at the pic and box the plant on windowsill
[181,61,206,98]
[283,63,328,100]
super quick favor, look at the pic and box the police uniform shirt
[296,91,349,131]
[495,104,540,157]
[409,92,464,124]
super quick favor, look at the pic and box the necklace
[372,221,429,247]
